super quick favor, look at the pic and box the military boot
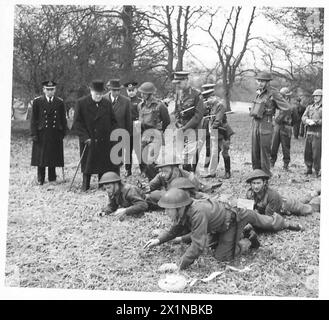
[283,163,289,171]
[223,157,231,179]
[285,221,304,231]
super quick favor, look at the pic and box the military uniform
[139,96,170,178]
[250,82,290,176]
[204,94,234,177]
[157,198,254,269]
[302,99,322,175]
[127,95,143,174]
[270,94,293,169]
[30,86,68,184]
[146,167,201,208]
[175,86,204,172]
[102,183,148,217]
[293,98,306,138]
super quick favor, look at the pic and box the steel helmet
[312,89,322,96]
[169,177,196,190]
[280,87,292,96]
[158,188,193,209]
[99,171,121,185]
[138,82,156,94]
[255,71,273,81]
[246,169,270,183]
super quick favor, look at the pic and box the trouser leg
[281,126,291,166]
[260,130,273,176]
[270,125,280,165]
[251,122,261,170]
[312,135,321,172]
[205,132,211,167]
[304,135,313,169]
[82,173,91,191]
[300,123,305,137]
[208,133,220,175]
[125,136,134,174]
[244,209,287,232]
[37,166,45,184]
[48,167,56,181]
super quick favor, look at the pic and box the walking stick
[69,144,87,191]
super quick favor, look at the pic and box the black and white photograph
[1,0,328,300]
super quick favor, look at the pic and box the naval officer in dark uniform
[30,80,68,185]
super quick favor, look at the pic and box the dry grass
[6,113,320,297]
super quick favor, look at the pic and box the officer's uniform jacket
[175,86,205,131]
[250,86,291,132]
[30,95,67,167]
[158,199,232,269]
[246,186,282,216]
[139,97,170,132]
[105,183,148,216]
[302,102,322,136]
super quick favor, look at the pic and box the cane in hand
[69,143,87,191]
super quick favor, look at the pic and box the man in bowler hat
[72,80,118,191]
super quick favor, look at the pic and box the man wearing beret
[250,71,291,176]
[104,79,132,176]
[30,80,68,185]
[123,80,143,176]
[72,80,118,191]
[173,71,205,173]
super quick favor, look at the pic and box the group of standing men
[250,71,322,178]
[30,71,321,189]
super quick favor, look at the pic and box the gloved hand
[85,138,92,145]
[32,135,38,142]
[144,239,160,249]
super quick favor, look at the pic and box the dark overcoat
[30,96,67,167]
[72,95,118,174]
[103,93,132,135]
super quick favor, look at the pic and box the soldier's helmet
[99,171,121,186]
[168,177,196,190]
[158,188,193,209]
[138,82,156,94]
[312,89,323,96]
[255,71,273,81]
[246,169,270,183]
[280,87,292,96]
[156,154,181,168]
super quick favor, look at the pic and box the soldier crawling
[98,171,148,221]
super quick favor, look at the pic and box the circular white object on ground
[158,274,187,292]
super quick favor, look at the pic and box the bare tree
[202,7,256,111]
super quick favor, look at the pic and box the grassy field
[6,113,320,297]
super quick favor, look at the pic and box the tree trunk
[121,5,135,80]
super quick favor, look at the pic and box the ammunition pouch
[250,101,266,119]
